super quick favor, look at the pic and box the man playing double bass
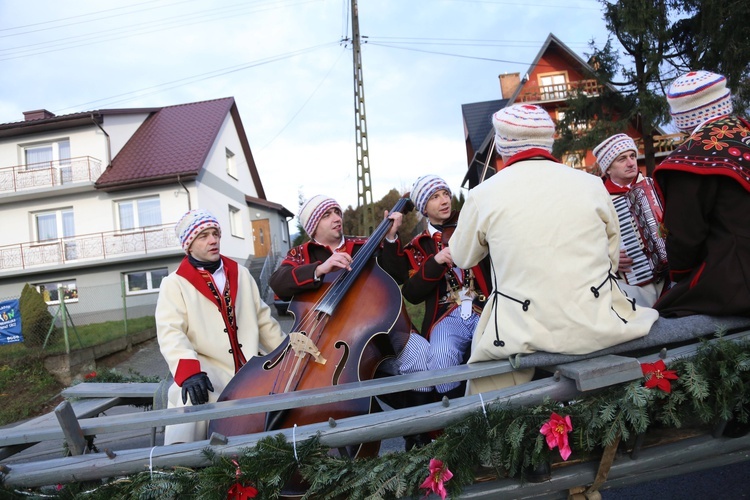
[270,194,400,297]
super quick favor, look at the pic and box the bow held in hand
[181,372,214,405]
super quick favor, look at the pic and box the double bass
[208,197,414,456]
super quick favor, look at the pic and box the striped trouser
[396,307,479,393]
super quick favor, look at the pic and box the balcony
[0,156,103,195]
[0,223,180,272]
[518,79,603,103]
[635,133,687,157]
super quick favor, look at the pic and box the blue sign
[0,299,23,345]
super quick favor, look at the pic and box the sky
[0,0,613,227]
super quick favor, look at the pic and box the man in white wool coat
[450,104,659,394]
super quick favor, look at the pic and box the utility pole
[350,0,375,235]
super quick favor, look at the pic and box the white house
[0,97,292,324]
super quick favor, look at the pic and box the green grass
[0,316,156,361]
[47,316,155,355]
[0,354,64,425]
[404,301,425,333]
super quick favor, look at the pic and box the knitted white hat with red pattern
[299,195,341,237]
[410,175,452,215]
[175,209,221,253]
[593,133,638,175]
[492,104,556,157]
[667,70,733,132]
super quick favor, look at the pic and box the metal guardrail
[0,156,102,194]
[0,223,180,271]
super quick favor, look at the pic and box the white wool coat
[156,261,285,444]
[451,157,658,389]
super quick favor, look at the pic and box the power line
[257,46,348,151]
[0,0,319,61]
[53,41,339,113]
[364,36,590,49]
[365,41,563,68]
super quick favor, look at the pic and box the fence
[1,280,158,352]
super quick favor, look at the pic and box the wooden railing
[518,79,602,103]
[0,223,180,271]
[0,156,102,194]
[636,133,687,156]
[2,327,749,489]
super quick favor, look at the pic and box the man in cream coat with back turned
[156,209,286,444]
[450,104,659,394]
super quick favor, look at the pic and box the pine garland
[4,335,749,499]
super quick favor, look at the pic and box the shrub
[19,283,56,349]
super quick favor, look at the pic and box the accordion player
[612,177,669,287]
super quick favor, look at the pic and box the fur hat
[410,175,451,215]
[299,195,341,237]
[593,133,638,175]
[492,104,556,158]
[667,70,733,132]
[175,209,221,253]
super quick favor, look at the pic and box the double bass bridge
[288,331,327,365]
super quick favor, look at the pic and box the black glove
[181,372,214,405]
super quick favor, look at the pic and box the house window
[34,208,76,260]
[35,279,78,304]
[24,139,72,183]
[226,148,237,179]
[124,268,169,294]
[35,208,75,242]
[24,139,71,169]
[117,196,161,230]
[539,72,569,100]
[229,206,243,238]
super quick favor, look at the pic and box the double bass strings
[268,198,409,395]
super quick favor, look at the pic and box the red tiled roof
[95,97,235,190]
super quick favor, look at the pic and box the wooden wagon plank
[61,383,160,399]
[0,358,518,448]
[554,355,643,391]
[0,376,582,488]
[0,398,121,461]
[54,402,86,456]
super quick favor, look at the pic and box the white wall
[0,184,195,248]
[0,124,106,174]
[193,113,259,262]
[101,113,151,159]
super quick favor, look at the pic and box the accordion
[612,178,668,286]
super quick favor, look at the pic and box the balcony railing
[635,133,687,156]
[518,79,603,103]
[0,156,102,194]
[0,223,180,272]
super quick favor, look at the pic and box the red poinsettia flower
[420,458,453,500]
[641,360,679,393]
[227,483,258,499]
[227,459,258,499]
[540,412,573,461]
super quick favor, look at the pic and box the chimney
[23,109,56,121]
[499,73,521,99]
